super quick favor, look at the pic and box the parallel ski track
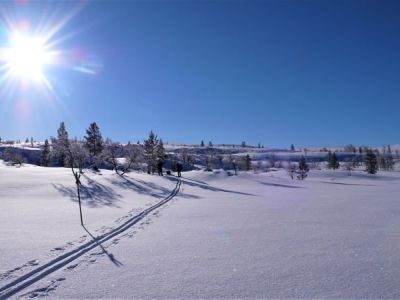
[0,179,181,299]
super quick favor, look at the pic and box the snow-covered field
[1,162,400,298]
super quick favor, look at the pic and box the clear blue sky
[0,0,399,148]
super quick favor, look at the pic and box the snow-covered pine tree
[364,149,378,174]
[386,145,394,171]
[157,139,165,161]
[53,122,69,167]
[332,152,339,169]
[327,150,332,168]
[40,139,51,167]
[84,122,104,164]
[327,150,339,169]
[297,155,309,180]
[143,131,158,174]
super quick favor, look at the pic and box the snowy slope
[0,163,177,296]
[1,163,400,298]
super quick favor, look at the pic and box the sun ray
[41,1,87,44]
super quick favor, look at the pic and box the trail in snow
[0,178,181,299]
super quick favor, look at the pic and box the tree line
[1,123,397,178]
[38,122,167,176]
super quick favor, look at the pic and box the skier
[176,162,182,177]
[157,159,164,176]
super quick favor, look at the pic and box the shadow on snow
[82,225,123,267]
[257,181,303,189]
[107,174,200,199]
[52,173,200,206]
[164,175,256,196]
[52,175,122,208]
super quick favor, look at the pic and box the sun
[2,32,56,82]
[0,1,96,96]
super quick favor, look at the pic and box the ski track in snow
[0,178,181,299]
[0,261,39,282]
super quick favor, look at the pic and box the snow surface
[1,162,400,298]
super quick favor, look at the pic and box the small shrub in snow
[3,147,25,166]
[343,157,356,176]
[286,160,297,180]
[296,155,309,180]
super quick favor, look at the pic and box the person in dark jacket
[157,160,164,176]
[176,162,182,177]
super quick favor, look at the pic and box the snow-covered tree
[225,154,238,175]
[84,122,104,158]
[344,144,357,153]
[103,140,121,174]
[157,139,165,161]
[386,145,395,171]
[52,122,69,167]
[364,149,378,174]
[327,150,339,170]
[245,154,252,171]
[69,139,88,174]
[143,131,159,174]
[3,147,25,166]
[343,157,355,176]
[286,160,297,180]
[40,139,51,167]
[180,148,189,164]
[269,153,278,168]
[379,145,395,171]
[122,144,142,175]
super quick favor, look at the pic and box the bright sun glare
[3,32,54,82]
[0,2,99,97]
